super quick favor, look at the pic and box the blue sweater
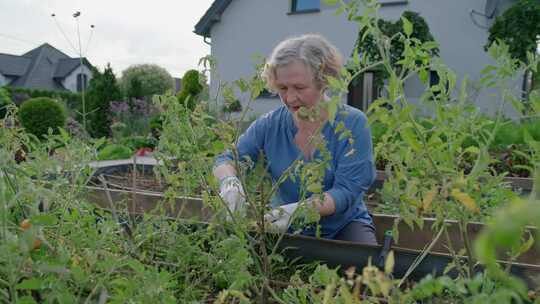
[215,104,376,238]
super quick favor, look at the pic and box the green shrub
[4,86,81,108]
[0,87,13,118]
[97,144,133,160]
[177,69,203,110]
[120,136,157,151]
[18,97,66,139]
[492,120,524,149]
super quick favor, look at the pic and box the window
[378,0,408,5]
[347,72,379,112]
[76,73,88,92]
[429,70,440,88]
[291,0,320,14]
[258,88,278,99]
[429,70,449,97]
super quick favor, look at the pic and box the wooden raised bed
[84,162,540,287]
[86,163,539,265]
[83,186,540,284]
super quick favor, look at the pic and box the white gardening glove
[264,202,300,233]
[219,176,246,219]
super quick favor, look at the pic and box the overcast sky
[0,0,214,78]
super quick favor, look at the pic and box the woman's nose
[285,89,298,102]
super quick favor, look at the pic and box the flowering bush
[109,99,158,140]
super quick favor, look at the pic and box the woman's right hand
[219,176,246,220]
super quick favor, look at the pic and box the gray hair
[262,33,343,93]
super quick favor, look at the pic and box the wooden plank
[373,213,539,266]
[85,186,214,221]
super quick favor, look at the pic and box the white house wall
[0,74,14,87]
[208,0,520,117]
[62,65,93,93]
[210,0,358,117]
[398,0,520,116]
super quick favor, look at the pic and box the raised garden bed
[87,163,539,260]
[84,184,540,288]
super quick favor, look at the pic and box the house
[0,43,94,93]
[174,77,182,94]
[195,0,520,117]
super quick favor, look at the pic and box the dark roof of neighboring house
[54,58,92,78]
[0,53,32,76]
[0,43,93,91]
[194,0,232,37]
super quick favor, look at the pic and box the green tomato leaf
[401,127,421,152]
[328,100,338,123]
[16,278,43,290]
[31,214,58,226]
[401,16,413,37]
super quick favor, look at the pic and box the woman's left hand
[264,202,300,233]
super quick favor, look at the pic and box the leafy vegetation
[96,143,133,160]
[18,97,67,139]
[3,86,81,108]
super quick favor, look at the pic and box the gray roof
[0,53,31,76]
[0,43,93,91]
[194,0,232,37]
[54,58,92,78]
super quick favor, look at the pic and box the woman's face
[275,60,323,113]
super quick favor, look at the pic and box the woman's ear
[321,87,330,100]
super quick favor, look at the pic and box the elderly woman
[213,34,377,244]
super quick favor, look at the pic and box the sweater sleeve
[326,113,376,215]
[214,114,269,169]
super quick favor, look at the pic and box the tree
[354,11,439,86]
[486,0,540,64]
[120,64,174,98]
[127,77,143,100]
[177,69,204,111]
[87,63,122,138]
[486,0,540,92]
